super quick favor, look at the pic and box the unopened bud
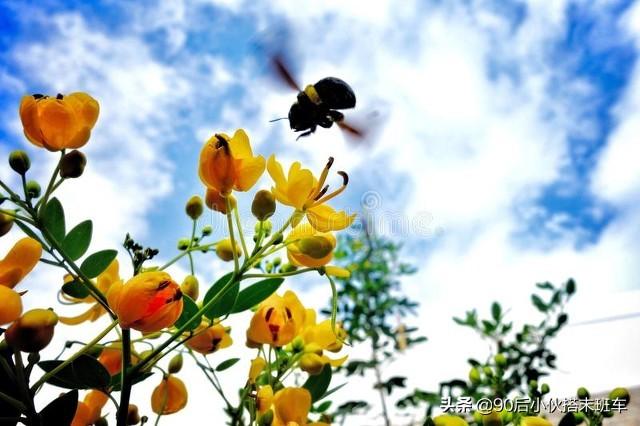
[566,278,576,295]
[280,263,298,274]
[9,150,30,175]
[0,211,14,237]
[127,404,141,425]
[577,387,590,399]
[494,353,507,368]
[202,225,213,236]
[483,366,493,377]
[251,190,276,221]
[205,189,235,214]
[609,387,630,406]
[216,238,242,262]
[59,150,86,178]
[272,257,281,267]
[5,308,58,352]
[255,220,272,236]
[272,233,283,245]
[26,180,41,199]
[257,409,274,426]
[299,353,325,375]
[177,238,190,251]
[291,336,305,353]
[185,195,204,220]
[469,367,481,384]
[181,275,199,301]
[541,383,550,394]
[168,353,183,374]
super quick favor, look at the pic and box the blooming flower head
[151,375,188,415]
[107,271,183,333]
[199,129,265,196]
[246,290,306,347]
[19,92,99,151]
[59,259,121,326]
[272,387,329,426]
[298,310,348,375]
[185,323,233,355]
[286,223,336,268]
[267,155,355,231]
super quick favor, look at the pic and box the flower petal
[307,204,355,232]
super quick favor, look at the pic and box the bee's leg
[327,110,344,123]
[296,126,316,140]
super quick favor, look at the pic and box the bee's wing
[272,54,302,92]
[337,120,366,138]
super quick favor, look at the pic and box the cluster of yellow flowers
[0,91,355,426]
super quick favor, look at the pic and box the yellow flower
[59,259,121,325]
[107,271,183,333]
[97,343,140,376]
[246,291,306,347]
[5,308,58,352]
[216,238,242,262]
[520,417,552,426]
[298,310,347,375]
[0,286,22,325]
[151,375,188,415]
[286,223,336,268]
[19,92,99,151]
[267,155,355,231]
[257,385,274,415]
[83,390,109,424]
[248,357,266,384]
[433,415,469,426]
[185,323,233,354]
[199,129,265,196]
[0,237,42,289]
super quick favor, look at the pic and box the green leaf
[39,389,78,425]
[531,294,548,312]
[42,197,65,243]
[80,249,118,278]
[491,302,501,321]
[111,371,154,391]
[303,364,332,402]
[174,295,201,331]
[215,358,240,372]
[231,278,284,313]
[203,273,239,319]
[61,278,90,299]
[38,355,110,389]
[62,220,93,261]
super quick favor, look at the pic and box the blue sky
[2,0,640,423]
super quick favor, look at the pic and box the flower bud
[299,353,325,375]
[482,410,502,426]
[127,404,141,425]
[577,387,590,399]
[280,263,298,274]
[185,195,204,220]
[494,353,507,368]
[483,366,493,377]
[185,324,232,354]
[272,257,281,267]
[573,412,585,423]
[177,238,190,250]
[291,336,305,353]
[9,150,31,175]
[0,286,22,324]
[5,308,58,352]
[216,238,242,262]
[255,220,273,236]
[529,380,538,389]
[168,353,183,374]
[249,357,266,384]
[608,387,630,406]
[59,150,87,178]
[252,190,276,221]
[468,367,481,384]
[205,188,236,214]
[25,180,41,198]
[0,211,14,237]
[202,225,213,236]
[566,278,576,295]
[540,383,550,394]
[257,409,274,426]
[151,375,188,415]
[180,275,199,301]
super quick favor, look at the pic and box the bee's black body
[288,77,356,138]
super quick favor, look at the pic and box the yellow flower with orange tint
[19,92,99,151]
[185,323,233,355]
[256,385,274,415]
[198,129,265,196]
[0,286,22,325]
[59,259,121,325]
[107,271,183,333]
[267,155,355,232]
[248,357,266,384]
[286,223,336,268]
[271,387,329,426]
[98,343,139,376]
[298,309,347,375]
[0,237,42,289]
[151,375,188,415]
[246,291,306,347]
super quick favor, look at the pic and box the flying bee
[271,55,365,140]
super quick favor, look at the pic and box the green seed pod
[0,211,14,237]
[177,238,190,251]
[181,275,199,301]
[185,195,204,220]
[25,180,41,199]
[59,150,87,179]
[608,387,630,406]
[494,353,507,368]
[251,190,276,221]
[577,387,590,399]
[168,353,183,374]
[202,225,213,236]
[9,150,30,175]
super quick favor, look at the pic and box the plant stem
[158,242,217,271]
[233,206,249,259]
[372,342,391,426]
[226,199,240,274]
[116,329,133,426]
[14,350,39,425]
[31,320,119,392]
[241,268,316,280]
